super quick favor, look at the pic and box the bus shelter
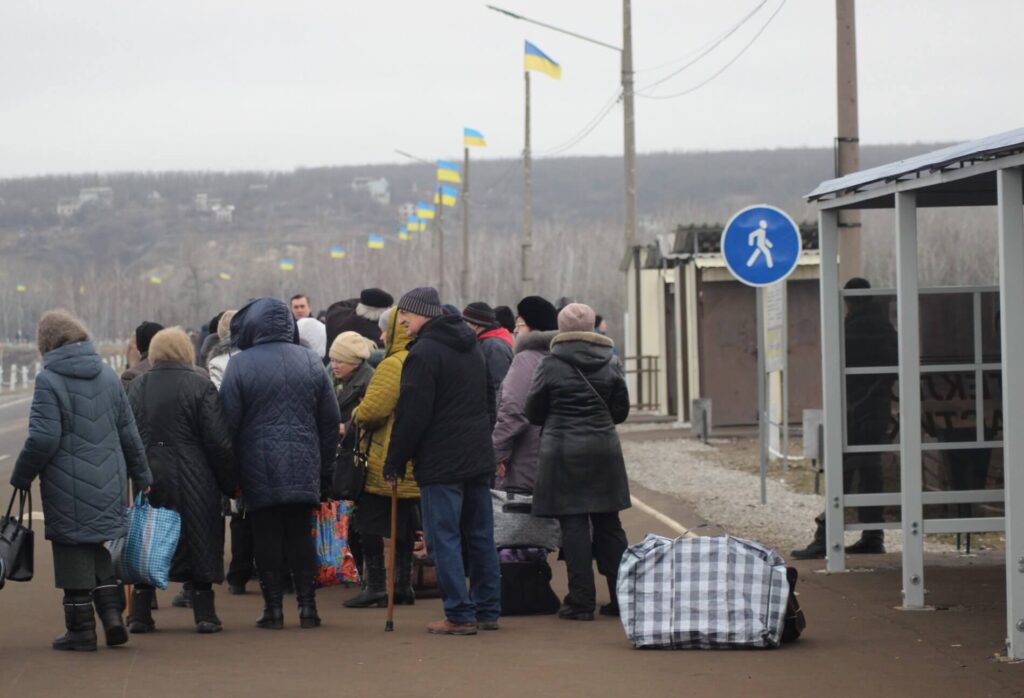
[806,129,1024,658]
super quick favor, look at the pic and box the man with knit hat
[121,321,164,388]
[329,288,394,350]
[384,287,501,635]
[462,302,513,427]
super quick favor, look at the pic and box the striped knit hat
[398,287,443,318]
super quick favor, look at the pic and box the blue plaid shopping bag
[107,493,181,589]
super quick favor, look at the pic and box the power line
[533,88,623,157]
[636,0,787,101]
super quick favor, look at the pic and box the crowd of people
[8,284,632,651]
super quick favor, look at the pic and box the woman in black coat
[525,303,630,621]
[127,327,236,634]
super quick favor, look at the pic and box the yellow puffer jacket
[352,307,419,499]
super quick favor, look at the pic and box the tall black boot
[394,539,415,606]
[791,513,827,560]
[128,587,156,634]
[343,550,387,608]
[192,588,223,634]
[92,583,129,647]
[846,529,885,554]
[256,570,284,630]
[294,572,321,629]
[53,592,97,652]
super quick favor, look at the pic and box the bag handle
[553,355,612,415]
[5,488,32,531]
[682,522,730,537]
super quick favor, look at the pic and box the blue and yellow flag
[148,275,162,285]
[368,235,385,250]
[330,245,346,259]
[416,202,436,220]
[464,128,487,148]
[408,217,426,232]
[434,185,458,208]
[279,258,295,271]
[437,160,462,184]
[15,283,27,293]
[218,272,232,281]
[399,228,410,241]
[525,41,561,79]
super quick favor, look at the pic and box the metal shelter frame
[806,127,1024,659]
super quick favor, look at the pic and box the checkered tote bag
[106,493,181,590]
[617,533,789,649]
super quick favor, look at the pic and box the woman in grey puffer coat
[10,310,152,652]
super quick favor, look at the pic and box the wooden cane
[385,481,398,632]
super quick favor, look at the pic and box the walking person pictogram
[746,220,774,268]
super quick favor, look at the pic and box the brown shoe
[477,620,500,631]
[427,619,478,636]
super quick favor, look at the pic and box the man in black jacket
[383,287,500,635]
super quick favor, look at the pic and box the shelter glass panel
[845,375,899,446]
[843,451,901,525]
[919,293,973,365]
[983,370,1003,441]
[981,292,1001,362]
[920,371,978,443]
[842,294,897,369]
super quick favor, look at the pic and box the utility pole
[522,70,533,296]
[623,0,637,251]
[462,146,471,303]
[836,0,862,283]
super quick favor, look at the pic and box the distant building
[194,193,209,212]
[248,183,269,192]
[79,187,113,207]
[351,176,391,205]
[147,190,162,202]
[211,203,234,224]
[57,197,81,218]
[397,202,416,219]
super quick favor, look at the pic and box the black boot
[600,576,619,617]
[294,572,321,629]
[53,592,97,651]
[394,540,415,606]
[92,583,129,647]
[172,582,193,608]
[846,529,885,554]
[791,513,827,560]
[192,589,223,634]
[256,571,284,630]
[128,587,156,634]
[343,551,387,608]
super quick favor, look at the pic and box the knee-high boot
[128,587,156,634]
[294,572,321,629]
[53,591,97,651]
[257,570,284,629]
[92,583,129,647]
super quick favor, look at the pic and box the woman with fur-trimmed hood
[525,303,631,622]
[126,327,236,635]
[11,310,152,652]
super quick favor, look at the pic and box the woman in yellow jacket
[347,307,420,607]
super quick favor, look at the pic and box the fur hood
[149,327,196,365]
[515,329,557,354]
[550,330,614,349]
[37,309,89,355]
[356,303,389,323]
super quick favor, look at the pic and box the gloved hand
[382,460,403,483]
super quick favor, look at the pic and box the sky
[1,0,1021,177]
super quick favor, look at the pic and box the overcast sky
[1,0,1020,178]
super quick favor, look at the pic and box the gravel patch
[623,437,953,555]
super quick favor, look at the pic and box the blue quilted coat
[10,341,152,544]
[220,297,340,512]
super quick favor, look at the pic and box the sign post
[721,205,802,504]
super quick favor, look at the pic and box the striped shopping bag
[107,494,181,589]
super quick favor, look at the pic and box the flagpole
[461,146,471,304]
[522,69,533,296]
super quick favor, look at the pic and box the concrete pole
[836,0,862,283]
[522,71,533,296]
[462,147,471,304]
[622,0,638,251]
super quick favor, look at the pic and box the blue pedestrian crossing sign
[720,204,802,287]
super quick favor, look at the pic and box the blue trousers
[420,481,501,624]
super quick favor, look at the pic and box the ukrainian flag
[437,160,462,184]
[434,185,458,208]
[399,228,410,241]
[406,216,422,232]
[15,283,27,293]
[524,41,561,79]
[148,275,162,285]
[416,202,436,220]
[368,235,385,250]
[279,258,295,271]
[218,272,232,281]
[464,128,487,148]
[330,246,346,259]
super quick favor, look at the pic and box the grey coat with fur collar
[525,331,630,516]
[492,330,557,494]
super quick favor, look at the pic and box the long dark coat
[525,331,631,517]
[128,363,236,584]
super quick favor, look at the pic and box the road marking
[0,421,27,435]
[630,495,697,538]
[0,454,9,462]
[0,396,31,410]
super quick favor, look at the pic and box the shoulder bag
[0,488,34,583]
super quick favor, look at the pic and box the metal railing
[624,354,660,411]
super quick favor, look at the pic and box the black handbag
[332,423,369,501]
[0,488,34,583]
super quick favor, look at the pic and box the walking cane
[385,481,398,632]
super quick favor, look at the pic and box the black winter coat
[525,331,631,517]
[221,297,341,512]
[384,314,495,486]
[128,363,236,584]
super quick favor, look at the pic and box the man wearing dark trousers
[384,287,501,635]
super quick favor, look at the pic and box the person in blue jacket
[219,297,340,630]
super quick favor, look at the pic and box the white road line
[0,454,9,462]
[630,495,697,538]
[0,396,31,410]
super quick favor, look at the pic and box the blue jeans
[420,481,501,624]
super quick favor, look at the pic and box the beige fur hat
[217,310,237,340]
[149,327,196,365]
[37,309,89,355]
[329,331,373,365]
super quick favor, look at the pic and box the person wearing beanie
[328,288,394,350]
[12,310,152,651]
[494,306,517,335]
[220,297,341,630]
[492,296,559,494]
[126,328,236,635]
[329,331,376,444]
[198,312,224,369]
[526,302,630,621]
[462,302,514,428]
[384,287,500,635]
[121,321,165,388]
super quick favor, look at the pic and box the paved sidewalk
[0,482,1021,697]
